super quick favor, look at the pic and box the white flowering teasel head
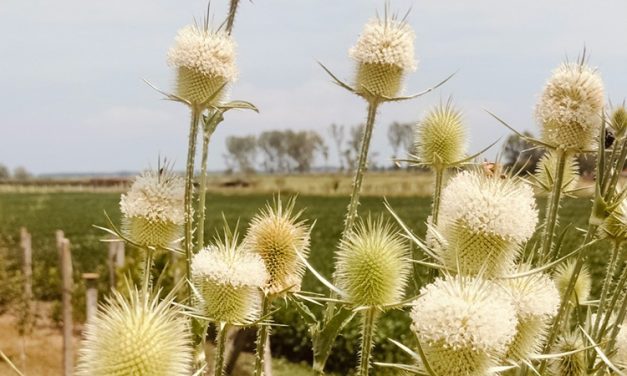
[167,24,238,106]
[243,197,311,296]
[502,270,560,361]
[76,288,192,376]
[120,168,185,249]
[335,216,411,307]
[410,275,518,376]
[192,233,267,325]
[554,259,591,305]
[434,170,539,277]
[535,61,605,151]
[414,101,467,168]
[349,13,417,100]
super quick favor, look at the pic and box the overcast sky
[1,0,626,175]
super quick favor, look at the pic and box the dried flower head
[414,102,467,168]
[168,24,238,105]
[503,271,560,360]
[191,231,267,324]
[599,197,627,241]
[243,197,311,295]
[611,106,627,139]
[349,14,416,99]
[549,332,586,376]
[536,61,605,151]
[120,168,185,249]
[534,150,580,194]
[410,276,518,376]
[335,216,410,307]
[435,170,539,277]
[77,288,192,376]
[554,259,591,304]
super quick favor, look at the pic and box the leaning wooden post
[82,273,99,326]
[19,227,33,319]
[60,238,73,376]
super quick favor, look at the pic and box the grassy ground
[0,191,611,374]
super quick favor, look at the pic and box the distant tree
[329,124,345,172]
[285,130,326,173]
[0,164,9,180]
[225,135,258,173]
[501,131,543,175]
[258,131,288,173]
[387,122,414,167]
[13,166,31,181]
[344,124,378,172]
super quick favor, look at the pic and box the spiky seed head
[120,169,184,249]
[611,106,627,139]
[243,197,311,295]
[414,102,467,168]
[410,276,518,376]
[77,288,192,376]
[536,62,605,151]
[167,25,237,106]
[349,16,416,99]
[535,150,580,194]
[435,170,539,277]
[549,332,587,376]
[554,260,591,304]
[503,271,560,360]
[599,197,627,241]
[335,216,410,307]
[191,232,267,324]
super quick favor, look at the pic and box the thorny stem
[541,149,567,262]
[214,322,229,376]
[358,308,379,376]
[592,240,621,337]
[141,249,154,300]
[184,106,201,297]
[255,295,273,376]
[431,167,445,226]
[598,257,627,342]
[225,0,241,34]
[196,116,217,252]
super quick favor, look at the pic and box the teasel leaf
[484,109,555,149]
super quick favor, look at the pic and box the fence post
[108,240,125,288]
[60,238,73,376]
[55,230,65,257]
[19,227,33,318]
[82,273,99,326]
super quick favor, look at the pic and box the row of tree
[0,164,32,181]
[224,122,415,173]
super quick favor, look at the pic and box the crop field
[0,191,613,374]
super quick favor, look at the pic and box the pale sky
[1,0,626,175]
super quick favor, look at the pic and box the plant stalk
[196,118,216,252]
[541,149,567,262]
[431,167,445,226]
[214,322,229,376]
[592,240,621,337]
[254,295,273,376]
[184,106,201,297]
[225,0,241,34]
[142,249,154,300]
[358,307,378,376]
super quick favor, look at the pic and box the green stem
[431,167,445,226]
[214,322,228,376]
[196,122,215,252]
[141,249,154,300]
[541,149,567,262]
[184,107,201,297]
[255,296,273,376]
[597,258,627,341]
[592,240,621,337]
[358,308,378,376]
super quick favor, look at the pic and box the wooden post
[82,273,99,326]
[19,227,33,316]
[60,238,73,376]
[107,240,125,288]
[55,230,65,257]
[115,241,125,267]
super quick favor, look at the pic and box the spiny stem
[184,106,201,297]
[592,240,621,337]
[358,307,378,376]
[541,149,567,262]
[431,167,445,225]
[214,322,229,376]
[225,0,241,34]
[141,249,154,300]
[597,256,627,342]
[254,295,273,376]
[196,118,216,252]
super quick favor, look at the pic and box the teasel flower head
[349,12,416,100]
[435,170,538,277]
[534,150,580,195]
[549,332,587,376]
[120,168,185,249]
[535,61,605,151]
[414,101,467,169]
[599,196,627,242]
[243,197,311,295]
[503,269,560,360]
[76,287,192,376]
[167,24,238,106]
[335,216,410,307]
[611,106,627,139]
[191,230,268,324]
[410,275,518,376]
[554,259,591,304]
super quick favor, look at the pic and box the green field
[0,192,611,373]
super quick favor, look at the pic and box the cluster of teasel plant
[69,1,627,376]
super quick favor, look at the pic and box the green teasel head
[534,150,580,195]
[554,259,591,305]
[76,287,192,376]
[349,13,417,101]
[611,105,627,139]
[414,101,467,169]
[549,332,587,376]
[598,196,627,242]
[191,229,267,325]
[335,216,411,307]
[243,196,311,296]
[119,167,185,249]
[167,24,238,107]
[535,61,605,151]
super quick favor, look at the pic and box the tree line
[0,164,32,181]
